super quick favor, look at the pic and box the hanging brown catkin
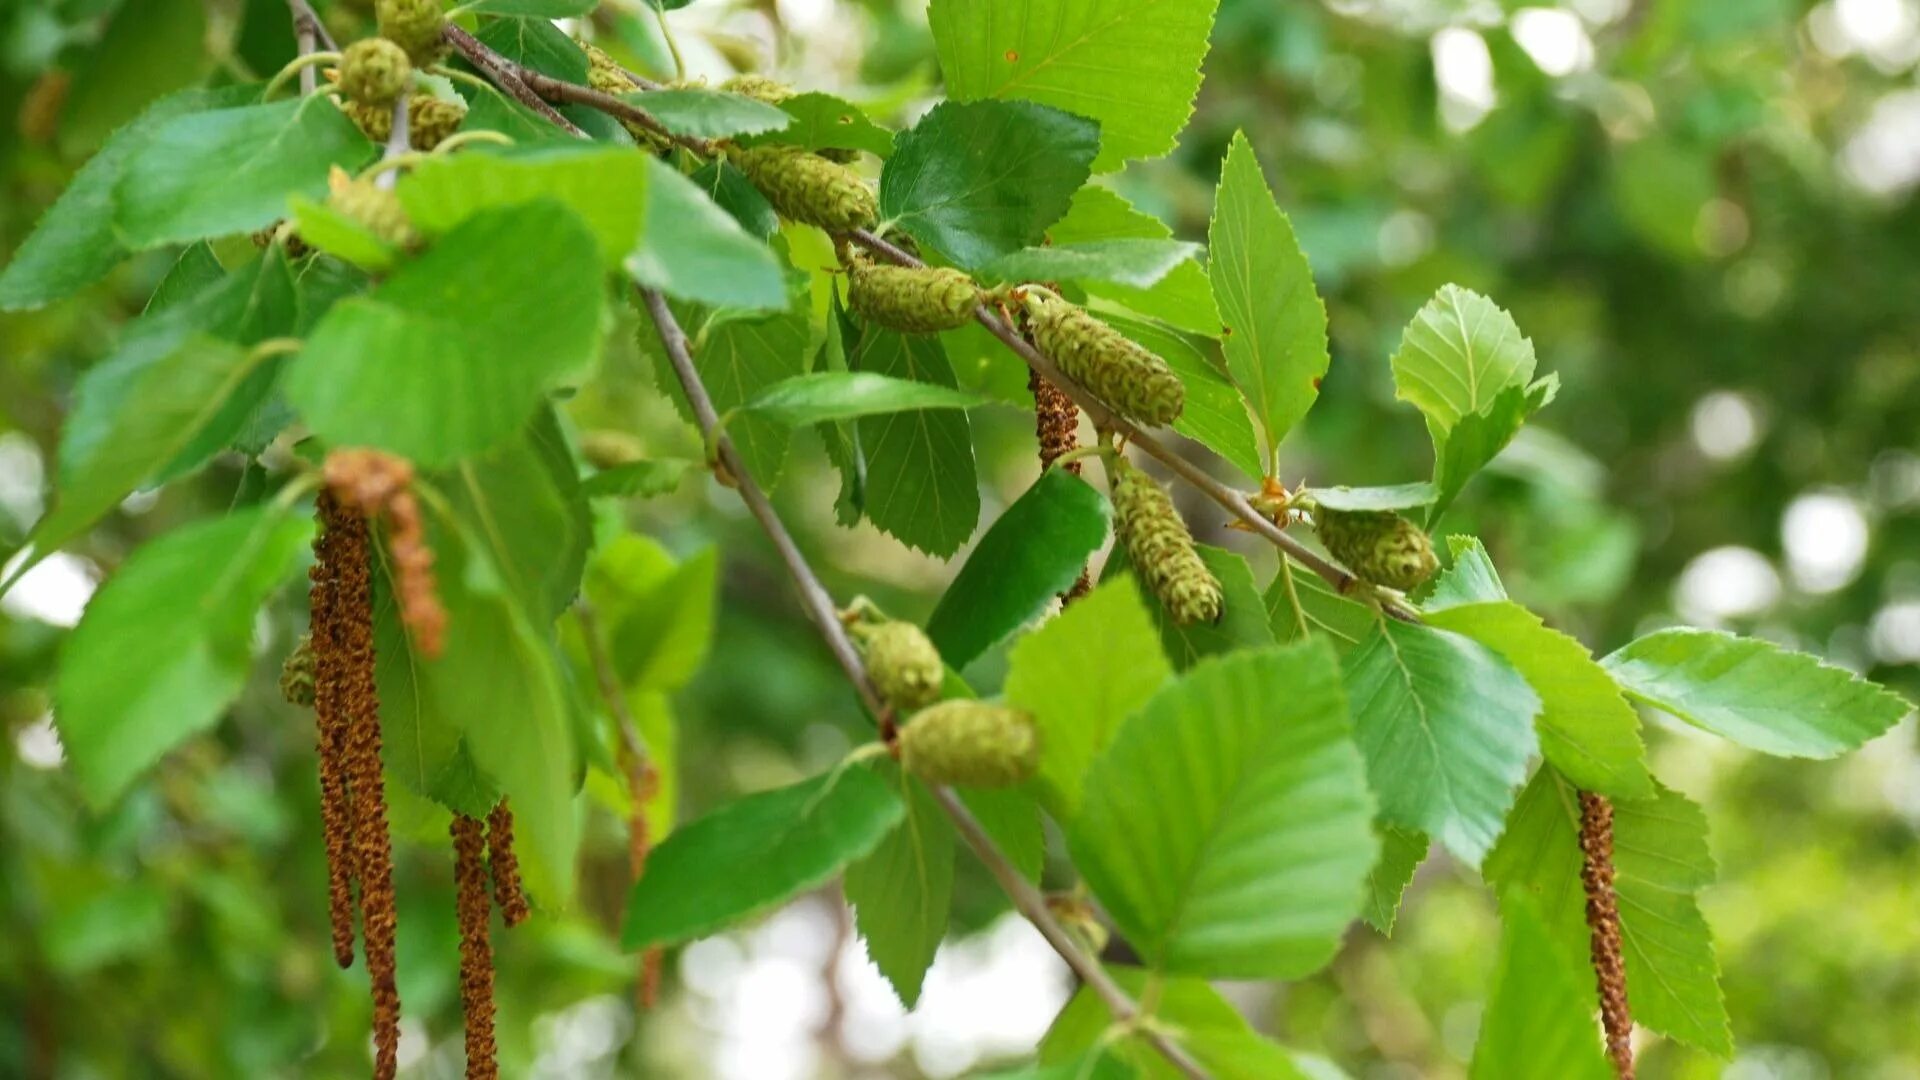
[628,757,663,1009]
[1579,791,1635,1080]
[309,495,359,970]
[452,814,499,1080]
[485,801,530,928]
[1031,370,1091,603]
[321,493,403,1079]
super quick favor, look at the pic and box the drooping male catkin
[485,801,530,928]
[626,757,663,1010]
[308,508,359,970]
[855,620,945,713]
[1022,292,1184,427]
[1109,456,1222,626]
[728,144,876,233]
[375,0,447,65]
[1311,508,1438,593]
[1030,370,1090,603]
[846,257,979,333]
[324,449,446,658]
[1580,792,1635,1080]
[318,492,402,1079]
[452,814,498,1080]
[339,37,410,107]
[897,700,1039,789]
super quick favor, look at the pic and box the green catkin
[860,621,945,712]
[1312,508,1438,592]
[328,171,418,249]
[375,0,447,65]
[1110,455,1222,626]
[342,93,467,151]
[847,258,979,332]
[339,38,410,107]
[1023,292,1185,427]
[720,75,857,162]
[728,144,876,233]
[580,41,673,153]
[280,634,317,707]
[897,700,1039,789]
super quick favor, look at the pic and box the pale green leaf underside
[741,371,990,427]
[1470,895,1613,1080]
[844,772,953,1008]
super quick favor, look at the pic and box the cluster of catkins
[287,451,527,1080]
[848,614,1040,788]
[332,2,466,151]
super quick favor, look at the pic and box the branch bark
[284,0,334,92]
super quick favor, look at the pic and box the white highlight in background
[1676,546,1781,625]
[1512,8,1595,76]
[1432,28,1496,131]
[1782,492,1871,594]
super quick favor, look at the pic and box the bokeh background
[3,0,1919,1076]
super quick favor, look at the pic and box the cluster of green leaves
[1,0,1913,1076]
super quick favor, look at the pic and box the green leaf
[0,85,255,311]
[1265,558,1375,654]
[1071,644,1375,978]
[115,96,377,248]
[930,0,1220,171]
[1341,616,1540,866]
[440,407,590,621]
[43,880,173,977]
[1100,316,1263,483]
[590,537,718,693]
[959,786,1046,882]
[474,18,624,142]
[397,143,653,268]
[1470,896,1613,1080]
[628,157,786,311]
[1208,132,1329,470]
[982,240,1202,289]
[1429,376,1557,523]
[1425,535,1507,610]
[847,328,980,557]
[926,469,1110,670]
[844,771,953,1008]
[1600,628,1910,758]
[1049,186,1219,337]
[1485,769,1731,1056]
[752,92,895,157]
[285,202,604,466]
[1105,544,1275,670]
[1043,969,1314,1079]
[58,0,208,155]
[53,507,311,809]
[624,88,792,138]
[1306,483,1438,512]
[1003,577,1170,820]
[624,766,905,948]
[1362,825,1427,934]
[461,0,596,14]
[1425,601,1652,799]
[690,157,780,239]
[11,256,299,581]
[287,194,401,273]
[740,372,990,427]
[649,304,810,488]
[582,459,696,500]
[1389,285,1538,437]
[880,100,1097,269]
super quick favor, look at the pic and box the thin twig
[442,25,586,137]
[284,0,333,93]
[574,600,649,764]
[374,94,410,192]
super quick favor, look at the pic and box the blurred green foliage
[1,0,1916,1076]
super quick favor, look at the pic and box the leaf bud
[1022,292,1184,427]
[898,700,1039,789]
[1110,455,1222,626]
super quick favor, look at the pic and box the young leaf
[1426,535,1507,609]
[1306,483,1438,513]
[115,96,376,248]
[1070,643,1378,979]
[925,469,1110,670]
[54,507,311,809]
[286,202,604,466]
[0,85,255,311]
[1342,616,1541,866]
[1101,315,1263,482]
[440,407,591,621]
[1425,601,1653,799]
[1105,544,1276,669]
[880,100,1097,269]
[460,0,596,14]
[14,255,300,579]
[623,88,791,138]
[1003,577,1171,820]
[397,143,653,268]
[740,372,989,427]
[1485,769,1732,1056]
[1470,895,1614,1080]
[751,92,895,158]
[980,240,1202,290]
[623,766,905,948]
[1049,185,1219,336]
[1362,825,1427,934]
[627,158,786,311]
[1208,132,1330,471]
[930,0,1221,171]
[582,459,696,500]
[591,538,718,693]
[1601,628,1910,758]
[848,328,981,557]
[1429,375,1557,523]
[1390,285,1537,436]
[843,771,954,1008]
